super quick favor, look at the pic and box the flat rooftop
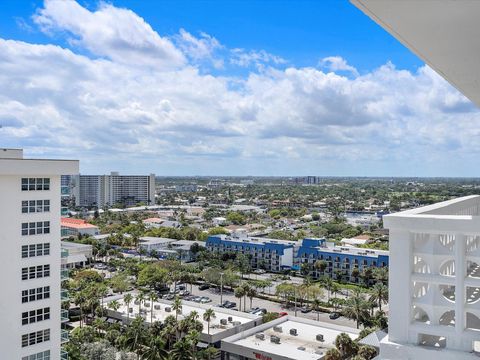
[222,316,359,360]
[139,237,176,245]
[212,235,296,247]
[107,297,259,336]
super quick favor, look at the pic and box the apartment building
[71,172,155,208]
[0,148,78,360]
[206,234,295,272]
[296,238,389,283]
[60,218,99,238]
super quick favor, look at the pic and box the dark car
[253,308,267,315]
[329,312,341,320]
[198,284,210,291]
[222,301,236,309]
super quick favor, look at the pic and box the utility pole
[294,286,298,317]
[220,272,224,305]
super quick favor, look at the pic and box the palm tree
[149,291,158,323]
[169,338,193,360]
[314,260,328,278]
[322,276,333,302]
[335,332,358,358]
[234,286,246,312]
[172,296,182,321]
[121,316,147,360]
[136,292,146,315]
[124,293,133,322]
[108,300,120,312]
[201,346,219,360]
[343,290,370,329]
[312,298,322,321]
[246,287,257,310]
[142,337,169,360]
[369,282,388,311]
[203,308,216,335]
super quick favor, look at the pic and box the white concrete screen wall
[0,149,78,360]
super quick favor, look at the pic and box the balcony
[61,309,69,322]
[61,269,69,281]
[61,349,68,360]
[61,248,69,258]
[61,330,69,344]
[61,290,69,301]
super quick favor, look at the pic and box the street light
[220,272,224,305]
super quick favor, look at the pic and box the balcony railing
[61,248,69,258]
[61,309,69,322]
[61,349,68,360]
[61,290,69,301]
[61,330,69,344]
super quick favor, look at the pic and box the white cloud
[176,29,223,68]
[1,0,479,176]
[32,0,185,69]
[320,56,359,76]
[230,48,286,68]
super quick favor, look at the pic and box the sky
[0,0,479,176]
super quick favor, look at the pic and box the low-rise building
[221,315,359,360]
[106,297,262,344]
[206,234,295,272]
[213,217,227,226]
[340,235,372,247]
[296,238,388,283]
[138,237,176,253]
[61,241,93,269]
[61,217,100,237]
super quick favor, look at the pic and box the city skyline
[1,0,480,176]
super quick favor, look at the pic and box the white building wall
[0,150,78,360]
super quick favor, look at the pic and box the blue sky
[0,0,478,176]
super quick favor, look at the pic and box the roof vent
[220,319,228,325]
[316,334,324,342]
[255,333,265,340]
[290,328,298,336]
[297,346,306,351]
[273,326,283,332]
[270,335,281,344]
[228,316,233,322]
[165,307,171,312]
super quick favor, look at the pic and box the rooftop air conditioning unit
[270,335,281,344]
[297,346,306,351]
[316,334,324,342]
[290,328,298,336]
[128,308,133,313]
[145,302,150,307]
[165,307,172,312]
[255,333,265,340]
[228,316,233,322]
[220,319,228,325]
[273,326,282,333]
[134,300,140,305]
[232,321,241,326]
[154,305,161,310]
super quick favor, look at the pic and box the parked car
[200,297,212,303]
[162,294,174,300]
[248,307,260,314]
[178,290,190,297]
[193,296,202,302]
[176,285,186,291]
[278,312,288,317]
[198,284,210,291]
[329,312,341,320]
[253,269,266,274]
[300,306,312,313]
[253,308,267,315]
[221,301,236,309]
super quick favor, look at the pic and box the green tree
[335,332,358,358]
[142,337,169,360]
[369,282,388,311]
[343,290,371,329]
[172,296,182,321]
[203,308,216,335]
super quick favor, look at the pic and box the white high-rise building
[0,149,79,360]
[72,172,155,208]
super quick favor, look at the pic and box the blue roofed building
[206,233,296,272]
[296,238,389,283]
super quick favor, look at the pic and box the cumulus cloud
[33,0,185,69]
[1,0,479,175]
[320,56,359,76]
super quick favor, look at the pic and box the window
[21,329,50,348]
[21,265,50,280]
[22,200,50,214]
[21,178,50,191]
[21,243,50,258]
[21,221,50,236]
[22,286,50,303]
[22,307,50,325]
[22,350,51,360]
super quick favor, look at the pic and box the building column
[454,233,466,350]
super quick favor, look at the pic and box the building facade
[381,196,480,359]
[72,172,155,208]
[206,234,295,272]
[296,238,389,283]
[60,218,99,237]
[0,148,78,360]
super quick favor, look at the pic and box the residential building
[105,297,261,345]
[175,184,198,193]
[137,237,176,253]
[296,238,388,283]
[137,237,204,261]
[213,217,227,226]
[60,241,93,269]
[340,234,372,247]
[0,148,78,360]
[60,218,99,237]
[221,315,359,360]
[206,234,295,272]
[72,172,155,208]
[142,217,180,229]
